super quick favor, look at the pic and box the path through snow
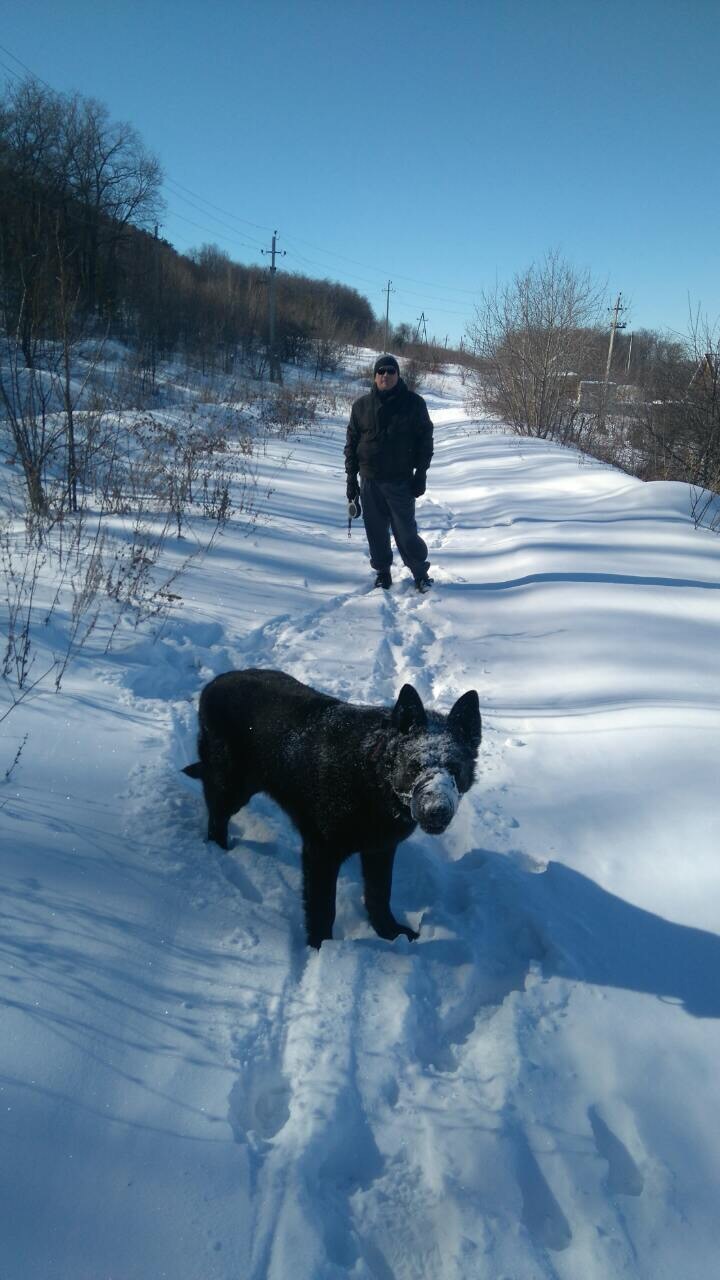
[2,368,720,1279]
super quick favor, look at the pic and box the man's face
[375,367,399,390]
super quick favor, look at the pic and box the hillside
[1,359,719,1280]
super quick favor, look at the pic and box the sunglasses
[376,367,398,376]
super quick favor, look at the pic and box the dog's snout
[410,769,459,834]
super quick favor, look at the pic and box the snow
[2,359,720,1279]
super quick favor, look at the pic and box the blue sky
[1,0,717,346]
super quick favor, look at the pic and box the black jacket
[344,378,434,483]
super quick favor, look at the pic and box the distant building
[576,381,643,414]
[614,384,643,406]
[577,381,615,411]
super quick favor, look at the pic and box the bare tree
[632,310,720,522]
[466,251,605,440]
[0,300,58,514]
[64,94,162,314]
[0,78,163,346]
[685,317,720,497]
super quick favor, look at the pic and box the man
[345,354,434,592]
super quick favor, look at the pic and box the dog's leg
[196,728,250,849]
[205,780,233,849]
[204,779,253,850]
[301,841,341,949]
[208,817,230,849]
[361,845,419,942]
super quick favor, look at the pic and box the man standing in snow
[345,354,434,592]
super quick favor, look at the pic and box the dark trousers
[360,478,430,579]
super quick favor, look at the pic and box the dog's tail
[182,761,204,779]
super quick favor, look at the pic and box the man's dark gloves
[347,476,360,501]
[411,470,427,498]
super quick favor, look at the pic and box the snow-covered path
[2,369,720,1279]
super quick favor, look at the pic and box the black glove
[346,475,360,501]
[411,470,427,498]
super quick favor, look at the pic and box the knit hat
[373,354,400,376]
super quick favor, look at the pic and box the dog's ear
[391,684,428,733]
[448,691,481,753]
[182,762,204,779]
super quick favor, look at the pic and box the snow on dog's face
[388,685,481,835]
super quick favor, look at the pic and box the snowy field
[2,362,720,1279]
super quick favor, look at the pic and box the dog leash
[348,496,361,538]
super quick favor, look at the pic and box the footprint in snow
[228,1062,291,1144]
[513,1127,572,1252]
[589,1106,644,1197]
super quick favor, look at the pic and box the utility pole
[414,312,429,344]
[382,280,394,351]
[262,230,286,382]
[605,293,627,382]
[600,292,627,426]
[148,223,161,391]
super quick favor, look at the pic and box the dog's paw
[398,924,420,942]
[375,919,419,943]
[307,932,333,950]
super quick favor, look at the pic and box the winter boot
[414,574,433,594]
[374,570,392,590]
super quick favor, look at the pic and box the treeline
[466,253,720,517]
[0,78,376,377]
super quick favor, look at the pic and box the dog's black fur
[183,669,481,948]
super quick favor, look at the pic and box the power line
[0,40,54,89]
[0,56,25,85]
[280,230,481,296]
[163,177,273,237]
[164,205,263,253]
[161,183,267,249]
[388,291,476,319]
[160,189,481,306]
[275,237,478,314]
[163,184,474,305]
[166,208,480,317]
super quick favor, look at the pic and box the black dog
[183,669,481,948]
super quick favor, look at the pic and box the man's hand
[411,470,427,498]
[346,475,360,501]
